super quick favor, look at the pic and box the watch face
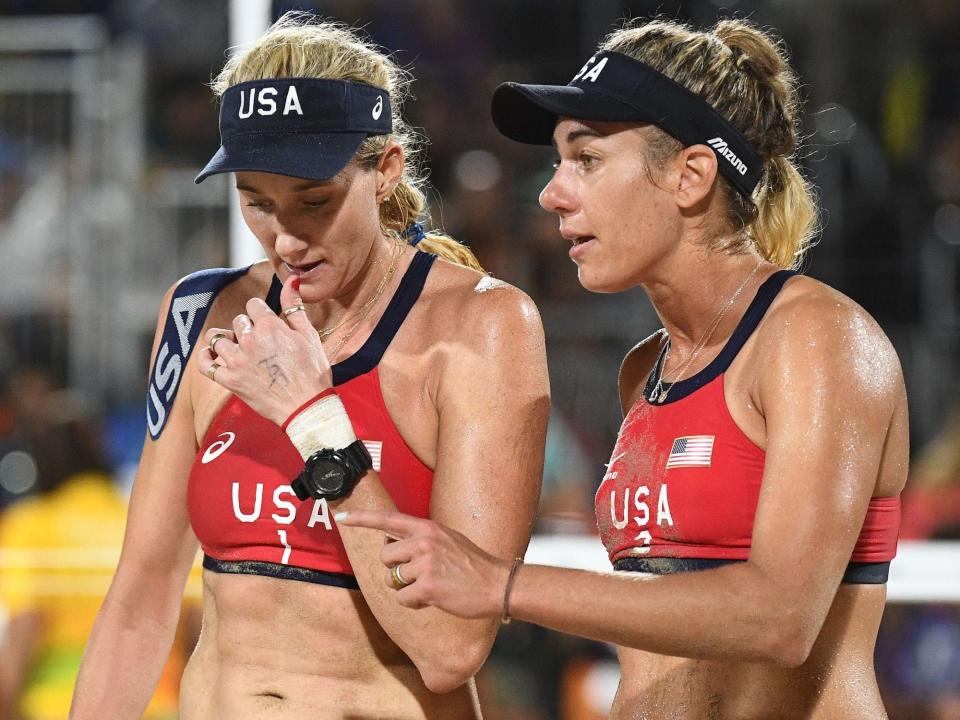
[308,458,347,496]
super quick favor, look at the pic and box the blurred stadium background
[1,0,960,718]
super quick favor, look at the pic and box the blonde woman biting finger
[69,13,549,720]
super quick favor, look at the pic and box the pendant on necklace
[657,387,668,403]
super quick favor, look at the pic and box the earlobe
[675,145,719,208]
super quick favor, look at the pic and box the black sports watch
[291,440,373,502]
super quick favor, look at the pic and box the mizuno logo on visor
[707,137,748,176]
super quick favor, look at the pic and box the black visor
[196,77,392,183]
[491,51,763,199]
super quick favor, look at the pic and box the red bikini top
[187,252,437,588]
[595,271,900,584]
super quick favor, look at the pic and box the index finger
[279,273,314,336]
[334,510,425,539]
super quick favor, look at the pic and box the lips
[568,236,596,262]
[283,260,324,277]
[560,226,595,245]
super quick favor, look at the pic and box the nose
[269,212,310,260]
[539,167,576,216]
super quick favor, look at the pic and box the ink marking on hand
[259,355,289,388]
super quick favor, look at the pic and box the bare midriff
[179,572,480,720]
[612,583,888,720]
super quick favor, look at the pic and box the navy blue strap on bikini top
[147,265,251,440]
[644,269,797,405]
[266,250,437,385]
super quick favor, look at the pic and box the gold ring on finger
[282,304,306,318]
[210,333,228,354]
[205,363,220,382]
[391,563,410,589]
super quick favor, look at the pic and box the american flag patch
[666,435,714,469]
[362,440,383,471]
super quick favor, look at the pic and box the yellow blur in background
[0,470,201,720]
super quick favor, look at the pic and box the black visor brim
[491,82,653,146]
[195,131,369,184]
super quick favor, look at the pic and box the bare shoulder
[756,274,904,402]
[619,329,667,416]
[413,258,549,412]
[418,257,545,343]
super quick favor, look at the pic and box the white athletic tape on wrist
[284,394,356,460]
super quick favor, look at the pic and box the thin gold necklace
[652,258,764,404]
[317,246,393,340]
[325,242,402,363]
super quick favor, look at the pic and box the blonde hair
[602,18,818,269]
[212,12,484,272]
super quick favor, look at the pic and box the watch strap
[291,440,373,501]
[339,439,374,476]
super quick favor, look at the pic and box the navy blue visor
[196,77,392,183]
[491,51,763,199]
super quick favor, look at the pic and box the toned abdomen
[612,584,888,720]
[179,571,480,720]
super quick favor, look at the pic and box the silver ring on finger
[391,563,410,590]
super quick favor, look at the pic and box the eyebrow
[552,126,605,149]
[235,180,331,193]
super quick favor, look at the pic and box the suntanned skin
[340,120,908,720]
[69,148,550,720]
[533,270,908,720]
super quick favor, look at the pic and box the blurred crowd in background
[1,0,960,718]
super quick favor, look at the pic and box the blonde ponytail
[416,234,484,272]
[361,142,484,272]
[752,156,818,269]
